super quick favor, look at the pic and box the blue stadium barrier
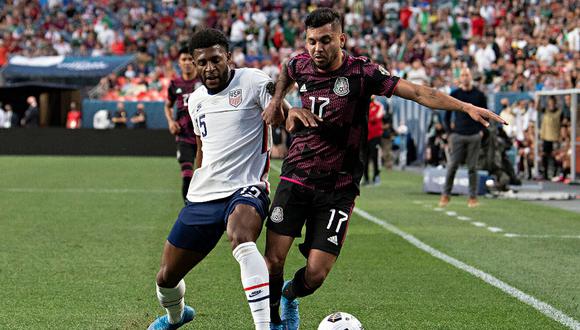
[81,100,168,129]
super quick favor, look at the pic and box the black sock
[182,177,192,202]
[284,267,317,300]
[269,272,284,324]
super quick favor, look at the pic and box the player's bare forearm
[263,61,294,126]
[394,79,465,112]
[272,60,294,103]
[394,79,507,127]
[164,102,175,123]
[164,102,180,134]
[195,135,203,169]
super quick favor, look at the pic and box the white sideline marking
[446,211,457,217]
[487,227,504,233]
[0,187,173,194]
[457,216,472,221]
[505,233,580,239]
[353,208,580,330]
[472,222,487,227]
[433,207,444,212]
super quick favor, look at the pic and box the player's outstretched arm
[393,79,507,127]
[262,60,294,126]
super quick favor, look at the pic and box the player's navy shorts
[168,185,270,254]
[266,179,357,257]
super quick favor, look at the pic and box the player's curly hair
[189,28,229,53]
[305,8,342,31]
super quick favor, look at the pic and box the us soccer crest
[229,89,242,107]
[333,77,349,96]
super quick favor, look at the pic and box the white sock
[233,242,270,330]
[156,279,185,324]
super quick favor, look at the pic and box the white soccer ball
[317,312,364,330]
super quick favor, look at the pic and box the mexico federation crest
[333,77,350,96]
[270,206,284,223]
[229,89,242,107]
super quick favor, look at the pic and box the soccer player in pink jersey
[262,8,506,330]
[165,46,199,203]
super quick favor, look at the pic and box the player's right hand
[169,121,181,135]
[286,107,323,133]
[262,99,285,126]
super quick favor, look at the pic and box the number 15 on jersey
[197,114,207,137]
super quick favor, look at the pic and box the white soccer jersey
[186,68,273,202]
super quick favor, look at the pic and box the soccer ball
[317,312,364,330]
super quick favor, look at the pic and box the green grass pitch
[0,156,578,329]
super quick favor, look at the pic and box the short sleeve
[363,62,400,98]
[188,93,200,136]
[286,57,297,81]
[250,69,275,111]
[167,81,176,104]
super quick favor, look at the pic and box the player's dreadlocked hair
[188,28,229,53]
[305,8,342,31]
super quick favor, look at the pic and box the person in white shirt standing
[148,28,285,330]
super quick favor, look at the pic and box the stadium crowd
[1,0,579,101]
[0,0,577,182]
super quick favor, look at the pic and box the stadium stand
[0,0,578,180]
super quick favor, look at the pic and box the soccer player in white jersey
[148,28,280,330]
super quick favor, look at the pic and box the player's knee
[265,254,285,273]
[228,231,254,250]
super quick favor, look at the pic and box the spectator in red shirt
[400,5,413,30]
[0,39,7,67]
[471,12,485,37]
[66,102,82,129]
[364,96,385,185]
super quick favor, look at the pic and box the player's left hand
[286,107,323,133]
[463,103,508,127]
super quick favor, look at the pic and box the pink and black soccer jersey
[280,52,400,192]
[167,77,197,144]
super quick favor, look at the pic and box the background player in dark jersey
[261,8,507,330]
[165,46,199,203]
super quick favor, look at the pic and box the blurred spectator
[553,118,572,183]
[364,95,384,186]
[130,102,147,129]
[21,96,39,128]
[381,100,395,170]
[0,0,576,100]
[406,59,430,85]
[111,102,127,129]
[539,96,562,180]
[425,118,448,167]
[93,109,111,129]
[0,102,5,128]
[66,101,81,129]
[2,104,17,128]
